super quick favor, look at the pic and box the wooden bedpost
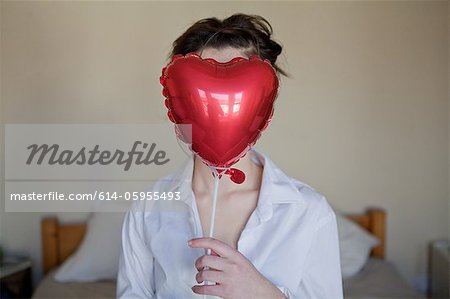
[368,208,386,259]
[41,217,59,274]
[41,217,87,274]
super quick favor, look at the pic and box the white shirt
[117,149,343,298]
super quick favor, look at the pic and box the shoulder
[268,160,336,231]
[260,150,337,226]
[290,177,336,227]
[293,176,333,213]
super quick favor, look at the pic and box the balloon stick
[203,168,220,295]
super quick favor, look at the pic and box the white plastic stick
[208,172,220,240]
[203,169,220,297]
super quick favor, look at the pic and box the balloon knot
[225,168,246,184]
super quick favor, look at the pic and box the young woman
[117,13,343,299]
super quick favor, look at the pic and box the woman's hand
[188,237,286,299]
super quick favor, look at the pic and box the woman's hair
[169,13,288,77]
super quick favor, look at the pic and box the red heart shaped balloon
[160,52,279,171]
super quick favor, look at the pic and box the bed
[31,209,425,298]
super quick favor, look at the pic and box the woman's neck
[192,152,263,198]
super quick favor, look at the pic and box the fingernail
[187,240,192,246]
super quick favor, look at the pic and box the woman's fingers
[189,237,245,298]
[195,269,224,284]
[195,254,227,271]
[191,284,224,297]
[188,237,238,259]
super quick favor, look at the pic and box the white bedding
[32,268,116,298]
[32,259,425,299]
[344,258,425,299]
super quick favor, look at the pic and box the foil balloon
[160,52,279,183]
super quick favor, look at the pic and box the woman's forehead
[199,46,250,62]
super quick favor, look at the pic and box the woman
[117,13,343,299]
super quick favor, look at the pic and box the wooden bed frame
[41,208,386,275]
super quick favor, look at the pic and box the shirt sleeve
[117,204,156,298]
[281,210,344,299]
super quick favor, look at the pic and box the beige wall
[1,0,448,290]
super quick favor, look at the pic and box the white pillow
[53,211,126,282]
[335,211,380,279]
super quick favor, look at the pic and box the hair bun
[170,13,288,77]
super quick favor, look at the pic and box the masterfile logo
[4,124,192,213]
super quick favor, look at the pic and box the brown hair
[169,13,288,77]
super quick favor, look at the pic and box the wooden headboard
[41,208,386,275]
[346,208,386,259]
[41,218,87,274]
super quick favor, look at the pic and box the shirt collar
[165,148,306,222]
